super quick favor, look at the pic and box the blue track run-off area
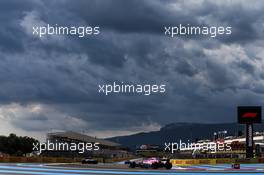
[0,164,263,175]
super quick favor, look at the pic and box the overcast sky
[0,0,264,140]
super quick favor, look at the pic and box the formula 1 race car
[129,157,172,169]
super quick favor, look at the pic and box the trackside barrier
[259,158,264,163]
[0,157,82,163]
[216,158,233,164]
[170,159,215,166]
[171,158,264,166]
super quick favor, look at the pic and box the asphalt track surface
[0,163,263,175]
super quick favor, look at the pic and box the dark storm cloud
[0,0,264,137]
[0,0,42,52]
[57,0,264,43]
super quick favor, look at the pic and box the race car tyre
[129,162,136,168]
[151,162,159,169]
[164,162,172,169]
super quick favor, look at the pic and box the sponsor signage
[237,106,262,124]
[246,124,254,158]
[237,106,262,158]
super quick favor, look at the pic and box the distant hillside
[108,122,264,150]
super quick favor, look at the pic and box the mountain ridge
[108,122,264,149]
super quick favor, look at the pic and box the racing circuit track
[0,163,263,175]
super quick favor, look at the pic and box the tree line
[0,133,39,156]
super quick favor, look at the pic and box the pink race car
[129,157,172,169]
